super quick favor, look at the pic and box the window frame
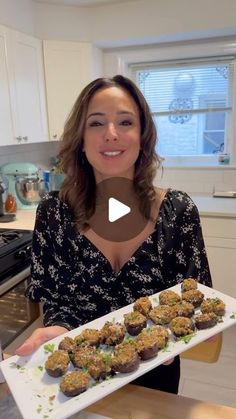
[131,58,234,167]
[111,38,236,167]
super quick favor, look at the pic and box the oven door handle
[0,267,30,295]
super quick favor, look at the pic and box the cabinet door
[7,30,48,143]
[43,41,102,140]
[201,216,236,298]
[0,26,14,146]
[205,238,236,298]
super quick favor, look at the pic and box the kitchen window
[130,57,234,166]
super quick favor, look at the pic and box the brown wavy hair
[59,75,162,231]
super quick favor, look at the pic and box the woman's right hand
[15,326,68,356]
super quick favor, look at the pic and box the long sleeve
[26,194,81,330]
[162,191,212,287]
[26,190,213,332]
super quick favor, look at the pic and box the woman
[16,75,212,394]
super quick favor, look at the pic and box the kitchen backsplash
[0,142,59,171]
[0,142,235,195]
[156,166,236,195]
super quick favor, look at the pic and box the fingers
[15,328,49,356]
[15,326,68,356]
[15,339,40,356]
[163,357,174,365]
[204,334,218,343]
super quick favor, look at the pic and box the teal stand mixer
[0,162,43,210]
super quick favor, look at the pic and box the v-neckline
[77,188,168,275]
[81,226,157,275]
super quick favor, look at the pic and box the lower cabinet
[201,216,236,298]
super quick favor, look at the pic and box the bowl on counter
[15,177,45,206]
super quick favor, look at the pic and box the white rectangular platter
[1,283,236,419]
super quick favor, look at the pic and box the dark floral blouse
[26,189,212,331]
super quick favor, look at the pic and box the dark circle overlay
[88,177,151,242]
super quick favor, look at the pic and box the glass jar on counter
[218,154,230,165]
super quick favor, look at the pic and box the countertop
[0,209,36,230]
[191,194,236,218]
[0,194,236,232]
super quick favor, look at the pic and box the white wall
[32,0,236,46]
[0,0,233,46]
[102,37,236,194]
[0,0,35,35]
[1,0,236,46]
[32,2,91,41]
[89,0,236,47]
[0,142,59,170]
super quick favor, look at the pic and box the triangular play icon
[108,197,131,222]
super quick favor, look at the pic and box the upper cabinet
[0,25,15,146]
[201,216,236,298]
[0,25,49,146]
[0,29,103,146]
[43,41,103,140]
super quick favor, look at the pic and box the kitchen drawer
[205,236,236,249]
[200,216,236,240]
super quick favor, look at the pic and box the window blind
[130,57,234,118]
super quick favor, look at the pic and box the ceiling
[33,0,136,7]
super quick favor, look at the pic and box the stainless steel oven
[0,229,40,350]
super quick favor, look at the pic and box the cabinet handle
[16,136,22,143]
[53,134,57,139]
[22,136,28,141]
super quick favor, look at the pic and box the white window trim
[105,38,236,167]
[198,95,226,155]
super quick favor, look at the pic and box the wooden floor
[5,321,236,408]
[179,324,236,407]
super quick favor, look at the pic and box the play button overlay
[88,177,151,242]
[108,198,131,222]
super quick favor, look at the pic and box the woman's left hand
[15,326,68,356]
[163,358,174,365]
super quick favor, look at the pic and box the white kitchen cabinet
[7,29,48,144]
[0,25,48,146]
[200,216,236,297]
[0,25,14,146]
[43,40,103,140]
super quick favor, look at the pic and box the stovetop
[0,228,32,251]
[0,228,33,282]
[0,229,24,248]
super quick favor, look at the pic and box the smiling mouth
[101,151,124,157]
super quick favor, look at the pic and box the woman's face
[83,86,141,182]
